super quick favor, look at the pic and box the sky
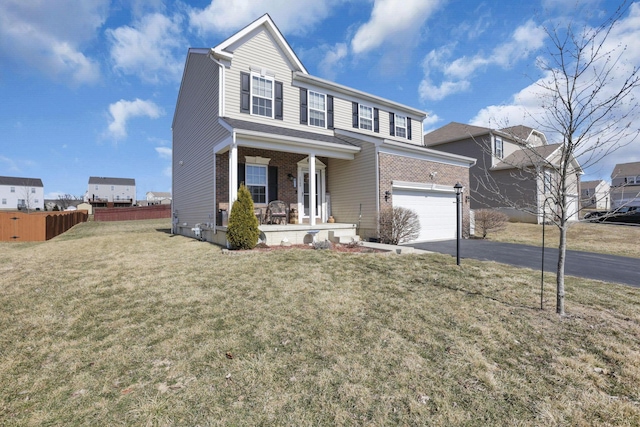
[1,0,639,201]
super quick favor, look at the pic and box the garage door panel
[393,189,456,242]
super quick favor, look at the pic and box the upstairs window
[251,75,273,118]
[352,102,379,132]
[246,164,267,204]
[394,114,407,138]
[31,187,36,194]
[10,187,15,193]
[240,72,283,120]
[308,91,326,128]
[625,176,638,184]
[359,105,373,131]
[494,137,504,159]
[2,198,6,205]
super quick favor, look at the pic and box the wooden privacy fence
[0,210,88,242]
[94,204,171,221]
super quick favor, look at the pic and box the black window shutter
[240,73,250,114]
[327,95,334,129]
[275,81,283,120]
[352,102,359,128]
[374,108,379,133]
[299,88,307,124]
[389,112,395,136]
[237,163,245,188]
[268,166,278,202]
[407,117,412,140]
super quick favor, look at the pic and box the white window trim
[359,104,373,131]
[10,187,15,193]
[245,163,268,204]
[625,176,637,184]
[544,170,553,193]
[308,91,326,129]
[494,137,504,159]
[395,114,407,138]
[251,73,274,119]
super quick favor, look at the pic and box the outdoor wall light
[288,173,296,188]
[384,190,391,202]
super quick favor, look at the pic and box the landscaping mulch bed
[249,243,385,253]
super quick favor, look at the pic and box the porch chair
[265,200,288,225]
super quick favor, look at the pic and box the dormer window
[494,137,504,159]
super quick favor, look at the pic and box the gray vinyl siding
[224,29,331,137]
[173,52,228,232]
[328,139,378,238]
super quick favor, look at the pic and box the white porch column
[309,153,316,226]
[229,138,238,205]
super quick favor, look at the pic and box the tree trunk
[556,224,567,315]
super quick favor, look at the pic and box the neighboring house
[610,161,640,209]
[172,14,475,245]
[580,180,610,210]
[0,176,45,211]
[84,177,136,208]
[423,122,582,223]
[146,191,172,205]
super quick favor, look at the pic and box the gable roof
[0,176,43,187]
[147,191,171,198]
[492,144,561,170]
[611,161,640,178]
[88,177,135,186]
[423,122,492,146]
[581,180,607,191]
[501,125,534,141]
[211,13,307,74]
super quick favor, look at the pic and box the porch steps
[329,229,360,244]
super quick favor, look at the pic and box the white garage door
[393,189,457,242]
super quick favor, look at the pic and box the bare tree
[480,3,640,315]
[57,194,82,210]
[378,206,421,245]
[474,209,509,239]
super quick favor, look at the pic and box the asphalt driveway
[405,239,640,287]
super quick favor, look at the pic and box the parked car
[595,206,640,224]
[584,210,607,220]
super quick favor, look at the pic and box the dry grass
[1,219,639,426]
[487,221,640,258]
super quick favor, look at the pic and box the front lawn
[1,219,639,425]
[486,221,640,258]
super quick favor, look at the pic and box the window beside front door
[246,164,267,204]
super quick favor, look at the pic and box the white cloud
[0,155,19,172]
[351,0,444,55]
[419,79,471,101]
[155,147,172,159]
[163,166,172,178]
[422,112,442,134]
[419,20,546,102]
[106,99,163,140]
[107,13,185,84]
[318,43,348,80]
[188,0,343,37]
[470,5,640,178]
[0,0,106,85]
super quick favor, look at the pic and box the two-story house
[610,161,640,209]
[0,176,45,211]
[84,177,136,208]
[172,14,475,245]
[424,122,582,223]
[580,180,610,210]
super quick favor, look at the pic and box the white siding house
[172,14,475,245]
[84,177,136,207]
[0,176,45,211]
